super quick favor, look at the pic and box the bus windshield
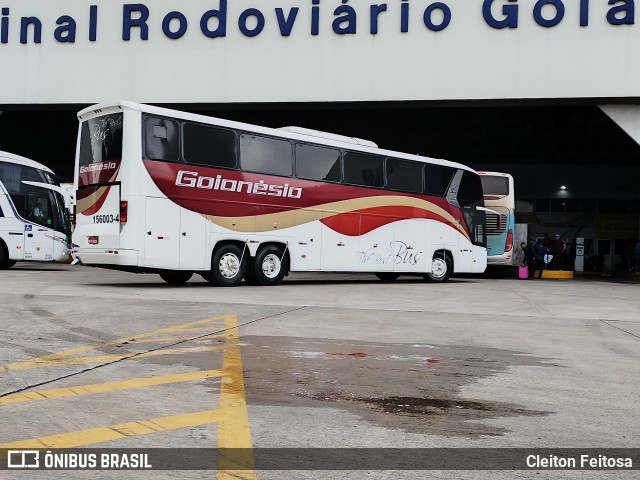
[480,175,510,198]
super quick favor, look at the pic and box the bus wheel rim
[431,258,447,278]
[261,254,281,279]
[219,253,240,278]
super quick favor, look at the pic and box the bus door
[143,197,206,270]
[23,190,56,261]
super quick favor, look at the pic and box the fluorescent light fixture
[560,185,567,190]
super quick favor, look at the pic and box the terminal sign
[0,1,637,45]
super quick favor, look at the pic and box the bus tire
[0,242,15,269]
[375,273,400,282]
[211,244,246,287]
[422,253,452,283]
[253,245,287,286]
[159,271,193,284]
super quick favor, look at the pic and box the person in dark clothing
[550,234,566,270]
[532,240,547,278]
[522,242,535,279]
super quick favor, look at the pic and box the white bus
[478,172,515,265]
[0,151,72,269]
[72,101,487,286]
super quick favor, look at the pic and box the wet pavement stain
[238,336,552,438]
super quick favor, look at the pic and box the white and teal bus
[0,151,72,269]
[479,171,515,266]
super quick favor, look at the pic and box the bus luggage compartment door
[143,197,180,269]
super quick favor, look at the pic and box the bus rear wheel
[252,245,287,286]
[159,271,193,284]
[422,254,452,283]
[375,273,400,282]
[211,244,246,287]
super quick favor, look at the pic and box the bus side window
[144,116,180,162]
[183,123,237,169]
[424,164,457,196]
[295,143,341,182]
[240,134,292,177]
[343,151,384,188]
[386,158,423,193]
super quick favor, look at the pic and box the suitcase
[518,265,529,279]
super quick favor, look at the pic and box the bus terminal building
[1,0,639,271]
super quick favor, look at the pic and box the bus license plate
[88,236,99,245]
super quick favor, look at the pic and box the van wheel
[211,244,246,287]
[422,254,452,283]
[159,271,193,284]
[375,273,400,282]
[252,245,287,286]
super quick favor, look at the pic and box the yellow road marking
[217,315,255,480]
[0,369,222,405]
[0,409,222,449]
[125,334,225,344]
[4,345,224,369]
[1,314,256,477]
[0,315,231,372]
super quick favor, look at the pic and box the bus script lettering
[175,170,303,199]
[357,240,422,266]
[79,162,117,174]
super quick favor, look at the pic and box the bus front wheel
[422,254,452,283]
[211,244,246,287]
[159,271,193,285]
[0,243,15,270]
[252,245,287,286]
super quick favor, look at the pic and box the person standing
[522,241,535,279]
[551,234,566,270]
[533,239,547,279]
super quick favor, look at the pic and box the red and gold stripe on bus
[202,196,469,239]
[142,160,469,238]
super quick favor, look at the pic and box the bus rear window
[79,113,124,166]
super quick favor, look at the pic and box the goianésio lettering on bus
[175,170,303,199]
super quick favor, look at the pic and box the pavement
[0,263,638,479]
